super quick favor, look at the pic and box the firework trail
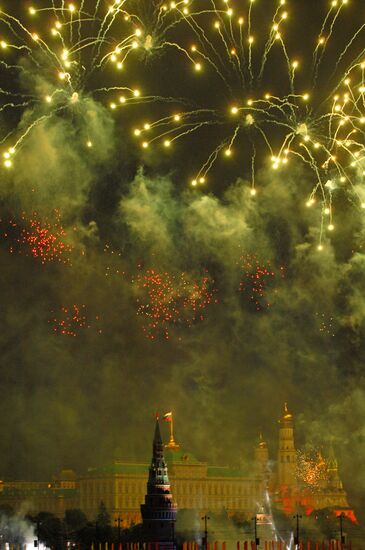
[129,0,365,244]
[3,2,365,248]
[0,0,183,166]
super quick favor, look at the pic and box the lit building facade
[0,470,78,517]
[77,449,263,526]
[270,404,354,521]
[0,407,354,524]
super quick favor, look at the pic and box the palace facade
[0,406,355,525]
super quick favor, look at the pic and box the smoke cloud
[1,40,365,528]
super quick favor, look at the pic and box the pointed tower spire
[141,417,177,549]
[153,416,164,458]
[327,443,343,490]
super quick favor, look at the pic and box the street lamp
[201,515,210,550]
[293,514,302,547]
[251,515,259,547]
[114,516,122,544]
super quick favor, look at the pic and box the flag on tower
[163,412,173,422]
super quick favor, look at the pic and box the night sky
[0,0,365,521]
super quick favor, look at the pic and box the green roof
[86,451,247,479]
[207,467,248,478]
[164,448,203,465]
[87,462,149,476]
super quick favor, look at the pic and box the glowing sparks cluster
[315,311,336,336]
[0,0,164,161]
[1,210,72,265]
[125,0,365,243]
[103,244,126,278]
[238,253,284,310]
[3,1,365,245]
[132,267,217,339]
[49,304,101,337]
[296,449,329,492]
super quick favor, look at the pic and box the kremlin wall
[0,406,355,526]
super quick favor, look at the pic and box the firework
[297,448,329,492]
[132,266,217,339]
[103,243,127,278]
[4,2,365,247]
[49,303,101,337]
[1,209,73,264]
[238,253,284,311]
[315,311,336,336]
[0,1,161,164]
[107,0,200,60]
[129,0,365,243]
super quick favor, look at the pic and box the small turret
[327,444,343,490]
[255,433,269,476]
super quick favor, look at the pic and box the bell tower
[277,403,297,489]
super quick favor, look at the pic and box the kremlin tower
[277,402,297,490]
[275,403,298,513]
[141,416,177,549]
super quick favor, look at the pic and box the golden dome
[282,402,293,420]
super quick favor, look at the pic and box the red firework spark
[132,267,217,340]
[49,304,101,337]
[296,449,329,492]
[238,253,285,310]
[1,210,72,265]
